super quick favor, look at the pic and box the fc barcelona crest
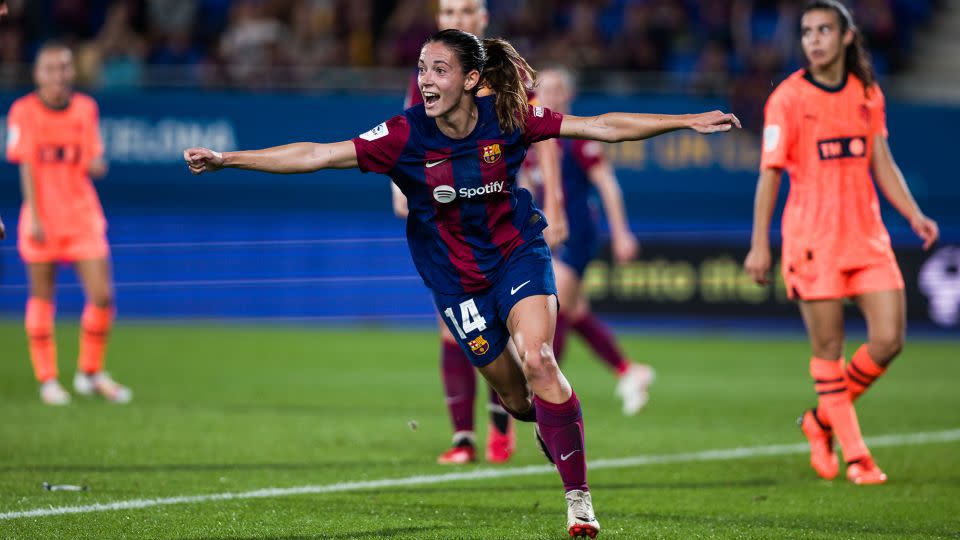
[482,144,502,164]
[468,335,490,356]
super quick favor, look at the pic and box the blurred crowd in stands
[0,0,939,99]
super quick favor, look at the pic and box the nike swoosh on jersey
[426,159,448,168]
[560,449,581,461]
[510,280,532,295]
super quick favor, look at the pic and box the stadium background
[0,0,957,331]
[2,2,960,539]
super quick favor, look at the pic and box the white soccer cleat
[615,363,655,416]
[74,372,132,404]
[566,489,600,538]
[40,379,71,406]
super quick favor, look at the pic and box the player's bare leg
[26,262,68,405]
[510,294,599,538]
[799,299,884,484]
[73,257,131,404]
[847,289,905,400]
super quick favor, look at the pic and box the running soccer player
[185,29,739,537]
[528,66,655,415]
[6,42,132,405]
[745,0,938,485]
[393,0,566,465]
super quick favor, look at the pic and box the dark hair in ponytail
[480,38,536,134]
[425,29,536,133]
[802,0,876,96]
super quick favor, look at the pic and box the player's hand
[911,213,939,251]
[689,111,742,134]
[543,200,569,248]
[744,244,772,285]
[29,218,45,244]
[612,231,639,264]
[0,214,6,241]
[392,185,409,219]
[183,147,224,175]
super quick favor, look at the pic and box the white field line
[2,428,958,521]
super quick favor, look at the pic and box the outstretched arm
[559,110,740,143]
[870,134,938,250]
[184,141,359,175]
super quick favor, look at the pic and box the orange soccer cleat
[846,457,888,485]
[436,444,476,465]
[799,408,839,480]
[485,422,516,464]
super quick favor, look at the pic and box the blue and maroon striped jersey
[353,95,563,294]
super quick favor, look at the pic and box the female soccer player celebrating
[745,0,939,485]
[396,0,566,465]
[7,43,132,405]
[531,66,654,415]
[186,29,738,537]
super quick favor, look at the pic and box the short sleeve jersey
[761,70,892,269]
[6,92,106,238]
[353,95,563,294]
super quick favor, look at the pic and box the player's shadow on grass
[184,524,451,539]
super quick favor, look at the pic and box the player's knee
[811,336,844,360]
[521,343,560,385]
[870,333,904,363]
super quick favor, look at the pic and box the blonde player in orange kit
[6,43,131,405]
[745,0,938,485]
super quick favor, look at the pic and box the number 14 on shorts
[444,298,487,339]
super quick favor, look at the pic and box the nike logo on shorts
[560,449,581,461]
[510,280,531,296]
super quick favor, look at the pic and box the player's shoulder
[71,92,99,112]
[768,70,807,103]
[8,93,38,115]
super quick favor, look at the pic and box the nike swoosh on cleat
[510,280,531,295]
[426,159,448,168]
[560,449,581,461]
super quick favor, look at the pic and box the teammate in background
[393,0,567,465]
[185,29,739,537]
[6,43,132,405]
[528,67,655,415]
[745,0,938,485]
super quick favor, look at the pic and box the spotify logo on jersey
[433,185,457,203]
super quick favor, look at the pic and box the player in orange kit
[745,0,938,484]
[6,42,132,405]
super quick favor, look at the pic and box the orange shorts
[18,230,110,264]
[782,253,904,301]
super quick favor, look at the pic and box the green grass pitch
[0,322,958,539]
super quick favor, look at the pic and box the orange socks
[847,345,887,401]
[79,304,114,375]
[25,298,57,382]
[810,357,870,463]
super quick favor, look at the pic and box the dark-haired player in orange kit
[6,43,132,405]
[745,0,938,485]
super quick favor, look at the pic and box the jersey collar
[803,69,848,93]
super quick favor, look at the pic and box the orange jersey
[761,70,892,271]
[6,92,106,239]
